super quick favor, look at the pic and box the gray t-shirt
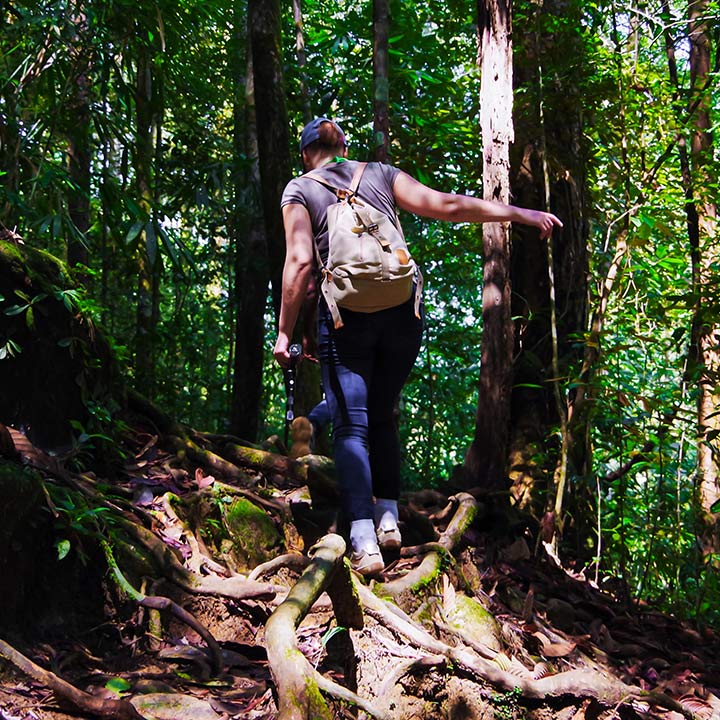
[281,159,401,264]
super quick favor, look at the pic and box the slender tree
[229,13,270,441]
[373,0,390,162]
[248,0,292,321]
[65,1,91,270]
[133,41,160,396]
[686,0,719,560]
[464,0,514,493]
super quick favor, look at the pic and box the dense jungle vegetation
[1,0,719,638]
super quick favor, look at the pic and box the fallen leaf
[532,631,577,658]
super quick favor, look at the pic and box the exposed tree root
[100,538,224,675]
[379,493,478,601]
[377,654,447,699]
[354,580,697,719]
[165,434,250,482]
[220,442,308,483]
[128,389,253,482]
[116,516,281,600]
[211,480,289,518]
[265,534,389,720]
[0,638,144,720]
[248,552,310,581]
[2,405,708,720]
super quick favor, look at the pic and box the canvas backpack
[304,162,423,329]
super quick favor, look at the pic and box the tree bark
[229,12,270,441]
[373,0,390,162]
[508,0,590,543]
[66,2,91,271]
[686,0,719,559]
[464,0,514,493]
[248,0,292,321]
[134,45,158,397]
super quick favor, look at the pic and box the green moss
[0,239,72,289]
[240,447,267,465]
[446,593,503,652]
[302,671,333,720]
[410,548,451,594]
[222,496,281,572]
[26,246,72,285]
[0,239,24,267]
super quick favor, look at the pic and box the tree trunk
[248,0,292,322]
[464,0,514,493]
[373,0,390,163]
[508,0,590,539]
[686,0,719,560]
[66,3,91,271]
[229,14,270,442]
[134,46,158,397]
[293,0,312,124]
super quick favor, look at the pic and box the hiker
[274,117,561,575]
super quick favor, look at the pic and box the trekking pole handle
[288,343,303,367]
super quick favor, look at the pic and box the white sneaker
[376,526,402,551]
[350,546,384,576]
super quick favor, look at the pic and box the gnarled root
[116,516,281,601]
[264,533,389,720]
[101,538,224,675]
[354,579,696,719]
[380,493,479,602]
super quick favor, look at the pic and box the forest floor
[0,406,719,720]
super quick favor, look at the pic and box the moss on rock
[446,593,503,652]
[222,496,282,572]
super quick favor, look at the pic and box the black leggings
[318,297,423,521]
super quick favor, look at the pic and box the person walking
[274,117,561,575]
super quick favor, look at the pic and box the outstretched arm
[274,203,315,367]
[392,171,562,239]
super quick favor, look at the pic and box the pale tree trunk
[373,0,390,163]
[687,0,719,559]
[463,0,514,493]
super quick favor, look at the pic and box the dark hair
[305,121,346,153]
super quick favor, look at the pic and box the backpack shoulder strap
[348,162,367,193]
[303,161,368,198]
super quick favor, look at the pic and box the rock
[130,693,220,720]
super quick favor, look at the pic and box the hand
[526,209,563,240]
[274,334,291,368]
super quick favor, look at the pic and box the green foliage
[490,686,523,720]
[4,0,720,626]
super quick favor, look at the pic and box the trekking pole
[284,343,303,448]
